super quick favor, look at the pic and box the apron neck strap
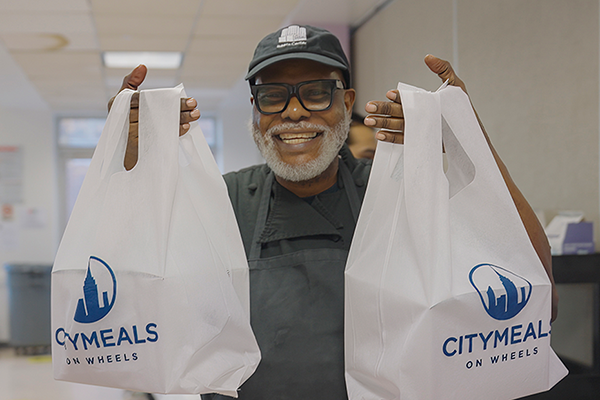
[338,158,361,222]
[249,171,274,260]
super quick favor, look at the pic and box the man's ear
[250,96,254,105]
[344,88,356,113]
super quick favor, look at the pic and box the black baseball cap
[245,25,351,87]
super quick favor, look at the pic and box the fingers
[365,115,404,132]
[180,108,200,126]
[180,98,199,136]
[181,97,196,112]
[375,130,405,144]
[128,92,140,123]
[127,95,199,136]
[424,54,467,93]
[124,121,139,171]
[364,89,405,144]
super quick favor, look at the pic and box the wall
[352,0,599,366]
[355,0,599,234]
[0,107,57,343]
[0,39,57,343]
[217,75,263,174]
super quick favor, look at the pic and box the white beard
[250,112,350,182]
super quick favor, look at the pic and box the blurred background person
[347,113,377,160]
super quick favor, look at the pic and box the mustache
[266,121,329,136]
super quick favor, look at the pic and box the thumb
[108,65,147,112]
[120,64,147,91]
[424,54,466,93]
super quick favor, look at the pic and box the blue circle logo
[469,263,531,321]
[74,256,117,324]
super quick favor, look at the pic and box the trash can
[4,264,52,354]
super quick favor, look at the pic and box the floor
[0,347,199,400]
[522,358,600,400]
[1,346,599,400]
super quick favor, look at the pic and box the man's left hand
[363,54,465,144]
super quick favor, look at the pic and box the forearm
[476,114,558,321]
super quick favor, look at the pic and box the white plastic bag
[51,86,260,396]
[345,83,567,400]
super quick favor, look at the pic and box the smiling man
[214,27,367,399]
[115,24,557,400]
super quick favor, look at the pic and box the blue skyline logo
[469,263,532,321]
[74,256,117,324]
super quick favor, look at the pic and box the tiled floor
[0,347,199,400]
[3,346,600,400]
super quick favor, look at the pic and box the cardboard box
[563,221,594,255]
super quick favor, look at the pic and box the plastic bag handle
[398,86,452,304]
[97,89,135,180]
[439,86,506,191]
[72,88,133,182]
[133,86,185,172]
[397,83,476,199]
[97,86,185,181]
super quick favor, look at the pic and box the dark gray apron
[229,161,360,400]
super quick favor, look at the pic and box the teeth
[279,132,318,139]
[278,132,318,144]
[282,138,312,144]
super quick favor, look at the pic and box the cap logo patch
[277,25,307,48]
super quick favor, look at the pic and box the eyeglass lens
[255,80,338,114]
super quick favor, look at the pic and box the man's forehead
[255,59,344,84]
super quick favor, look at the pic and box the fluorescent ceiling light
[103,51,183,69]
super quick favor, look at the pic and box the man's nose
[281,95,310,120]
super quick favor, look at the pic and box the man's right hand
[108,65,200,170]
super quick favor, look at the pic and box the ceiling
[0,0,385,114]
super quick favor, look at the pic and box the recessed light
[102,51,183,69]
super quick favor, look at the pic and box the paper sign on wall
[0,146,23,204]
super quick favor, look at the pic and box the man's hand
[107,65,200,170]
[362,55,463,144]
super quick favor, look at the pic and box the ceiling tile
[193,16,286,37]
[94,15,196,36]
[201,0,299,17]
[0,0,90,12]
[11,51,102,79]
[98,34,188,52]
[90,0,201,16]
[0,12,95,34]
[103,67,179,80]
[186,37,258,56]
[32,79,104,96]
[1,32,97,51]
[32,77,107,111]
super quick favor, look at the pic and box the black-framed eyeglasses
[251,79,345,115]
